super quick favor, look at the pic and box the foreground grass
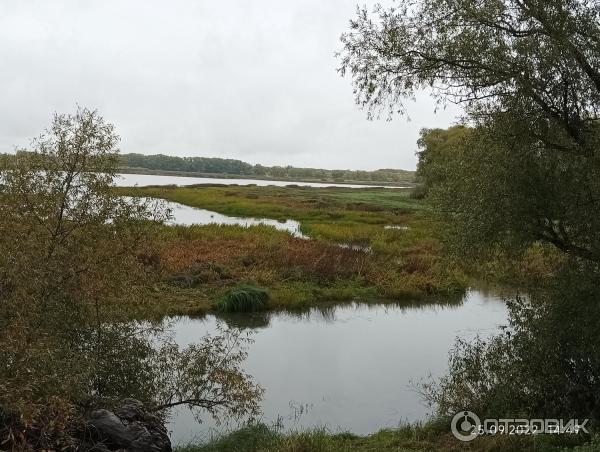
[174,423,596,452]
[217,285,270,312]
[116,185,471,316]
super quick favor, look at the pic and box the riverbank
[116,185,469,317]
[118,167,416,187]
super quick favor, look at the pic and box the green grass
[115,185,420,224]
[174,423,596,452]
[117,185,437,248]
[217,285,270,312]
[116,185,471,316]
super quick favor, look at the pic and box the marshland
[110,173,564,451]
[4,1,600,451]
[115,182,469,318]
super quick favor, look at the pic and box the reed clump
[217,284,270,312]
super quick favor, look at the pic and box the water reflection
[210,293,468,331]
[167,289,508,445]
[123,195,306,238]
[162,199,307,238]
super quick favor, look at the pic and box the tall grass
[176,424,278,452]
[115,185,416,224]
[123,185,472,315]
[174,422,592,452]
[217,285,270,313]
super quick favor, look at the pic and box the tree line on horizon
[119,152,415,183]
[0,151,416,183]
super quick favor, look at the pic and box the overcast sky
[0,1,461,171]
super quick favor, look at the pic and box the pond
[115,173,409,189]
[167,288,508,445]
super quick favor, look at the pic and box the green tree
[339,0,600,263]
[421,269,600,423]
[415,126,472,193]
[252,163,268,176]
[331,169,347,181]
[0,109,262,449]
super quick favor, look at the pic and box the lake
[168,289,507,445]
[115,173,409,189]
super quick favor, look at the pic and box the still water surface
[116,173,408,189]
[168,289,507,444]
[129,173,506,443]
[163,199,306,238]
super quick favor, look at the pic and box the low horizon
[0,0,461,172]
[120,152,417,173]
[3,148,418,173]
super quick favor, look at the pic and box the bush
[409,184,428,199]
[217,285,270,313]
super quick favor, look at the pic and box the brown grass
[158,235,368,283]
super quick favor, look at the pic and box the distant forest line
[0,151,415,185]
[119,153,415,184]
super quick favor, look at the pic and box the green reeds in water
[217,285,270,313]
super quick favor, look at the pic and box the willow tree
[339,0,600,263]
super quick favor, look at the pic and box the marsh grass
[118,185,474,315]
[145,220,468,315]
[218,285,270,313]
[114,185,420,224]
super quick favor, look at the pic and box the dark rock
[85,399,171,452]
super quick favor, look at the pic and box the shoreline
[117,167,416,188]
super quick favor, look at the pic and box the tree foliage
[0,109,262,449]
[119,153,414,184]
[340,0,600,263]
[340,0,600,124]
[422,270,600,422]
[340,1,600,428]
[415,121,600,262]
[415,125,472,193]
